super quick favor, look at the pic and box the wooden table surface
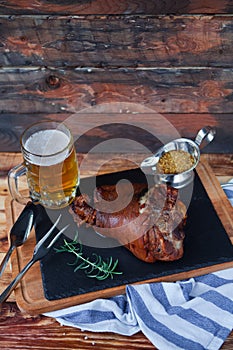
[0,152,232,350]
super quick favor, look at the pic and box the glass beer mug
[8,121,79,209]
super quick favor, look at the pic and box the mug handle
[8,163,31,205]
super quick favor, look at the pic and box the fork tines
[34,214,69,255]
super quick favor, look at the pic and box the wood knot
[20,36,27,42]
[46,75,61,89]
[167,35,197,53]
[199,81,224,99]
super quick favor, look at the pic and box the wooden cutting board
[5,159,233,315]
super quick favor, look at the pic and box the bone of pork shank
[70,182,187,263]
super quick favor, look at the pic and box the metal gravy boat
[141,126,216,189]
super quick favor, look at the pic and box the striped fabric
[45,269,233,350]
[45,182,233,350]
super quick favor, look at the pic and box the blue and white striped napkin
[45,181,233,350]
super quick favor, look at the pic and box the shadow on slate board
[35,168,233,301]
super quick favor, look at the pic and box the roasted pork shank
[70,182,187,263]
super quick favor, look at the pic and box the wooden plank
[5,159,233,315]
[0,177,9,208]
[0,68,233,114]
[0,0,232,15]
[0,257,15,302]
[0,301,157,350]
[0,16,233,68]
[0,176,8,249]
[197,158,233,243]
[202,154,233,176]
[218,176,233,184]
[0,303,232,350]
[0,112,233,154]
[0,153,23,174]
[0,178,15,302]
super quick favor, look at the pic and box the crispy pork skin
[70,183,186,263]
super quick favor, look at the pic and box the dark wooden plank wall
[0,1,232,154]
[0,1,233,15]
[0,16,233,68]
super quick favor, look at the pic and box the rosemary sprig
[55,239,122,281]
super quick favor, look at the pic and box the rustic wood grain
[0,0,232,15]
[196,160,233,243]
[0,68,233,114]
[0,301,232,349]
[201,154,233,176]
[0,16,233,68]
[0,175,19,303]
[0,255,15,302]
[0,112,232,154]
[0,302,156,350]
[0,177,8,248]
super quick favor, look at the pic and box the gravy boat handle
[194,126,216,150]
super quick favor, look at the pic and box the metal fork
[0,214,69,304]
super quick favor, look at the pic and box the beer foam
[24,129,70,165]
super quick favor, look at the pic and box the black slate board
[35,168,233,301]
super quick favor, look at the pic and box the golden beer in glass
[8,121,79,209]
